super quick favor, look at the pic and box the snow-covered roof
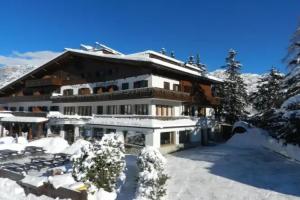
[0,116,48,123]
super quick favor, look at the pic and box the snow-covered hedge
[72,134,125,197]
[134,146,169,200]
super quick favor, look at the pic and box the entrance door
[64,125,75,144]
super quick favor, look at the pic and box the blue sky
[0,0,299,74]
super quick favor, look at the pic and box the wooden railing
[0,95,51,104]
[12,111,47,117]
[51,87,192,103]
[25,77,63,88]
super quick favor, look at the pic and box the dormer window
[78,88,91,95]
[63,89,74,96]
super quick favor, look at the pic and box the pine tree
[283,24,300,99]
[250,68,284,112]
[72,134,125,193]
[219,49,248,123]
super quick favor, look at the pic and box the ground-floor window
[126,132,145,146]
[106,128,116,134]
[179,130,191,144]
[93,128,104,140]
[160,132,175,145]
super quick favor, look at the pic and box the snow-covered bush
[135,146,169,200]
[72,134,125,193]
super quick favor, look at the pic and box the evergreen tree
[72,134,125,193]
[283,25,300,99]
[219,49,248,123]
[250,68,284,112]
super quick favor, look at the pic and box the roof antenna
[161,48,166,55]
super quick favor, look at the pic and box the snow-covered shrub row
[134,146,169,200]
[72,133,125,197]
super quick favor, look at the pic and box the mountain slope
[209,69,262,94]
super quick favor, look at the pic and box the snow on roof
[0,116,48,123]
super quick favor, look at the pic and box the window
[28,107,33,112]
[122,83,129,90]
[106,129,116,134]
[107,105,118,114]
[133,80,148,88]
[97,106,103,115]
[9,107,17,111]
[164,82,170,90]
[179,130,191,144]
[93,128,104,140]
[50,106,59,111]
[63,89,73,96]
[41,106,48,112]
[19,107,24,112]
[156,105,174,116]
[134,104,148,115]
[160,132,175,145]
[173,84,179,91]
[78,106,92,116]
[64,106,76,115]
[120,105,132,114]
[94,87,106,94]
[78,88,91,95]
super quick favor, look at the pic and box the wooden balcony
[25,77,63,88]
[51,87,192,103]
[0,95,51,104]
[12,111,47,118]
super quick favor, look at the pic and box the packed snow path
[117,155,138,200]
[166,142,300,200]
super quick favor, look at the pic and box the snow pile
[0,136,28,152]
[27,137,69,154]
[0,178,63,200]
[48,174,77,189]
[230,122,300,162]
[0,137,15,144]
[63,139,90,156]
[263,137,300,162]
[227,127,267,148]
[21,175,48,187]
[135,146,169,200]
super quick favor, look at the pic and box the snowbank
[48,174,77,189]
[263,137,300,162]
[0,136,28,152]
[27,137,69,154]
[0,178,62,200]
[88,187,117,200]
[227,127,267,149]
[229,122,300,162]
[63,139,90,156]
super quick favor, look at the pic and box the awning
[0,116,48,123]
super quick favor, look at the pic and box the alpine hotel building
[0,45,221,153]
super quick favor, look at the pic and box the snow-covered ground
[166,129,300,200]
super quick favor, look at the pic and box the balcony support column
[74,125,80,141]
[59,125,65,139]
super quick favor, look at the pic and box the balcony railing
[51,87,192,103]
[25,77,63,88]
[0,95,51,104]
